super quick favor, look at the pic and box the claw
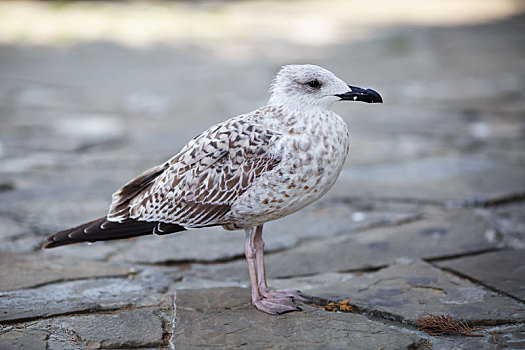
[253,297,302,315]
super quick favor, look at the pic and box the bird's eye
[307,80,321,88]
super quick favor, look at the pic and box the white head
[268,64,382,111]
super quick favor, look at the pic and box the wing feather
[107,114,281,228]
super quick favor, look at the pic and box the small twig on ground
[337,299,354,312]
[416,314,482,337]
[324,301,336,312]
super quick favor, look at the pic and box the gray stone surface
[272,260,525,325]
[334,154,525,205]
[0,328,48,350]
[0,253,133,291]
[58,308,164,349]
[110,201,418,264]
[0,275,172,323]
[0,2,524,349]
[437,249,525,301]
[190,209,498,281]
[171,287,426,349]
[475,201,525,249]
[486,324,525,350]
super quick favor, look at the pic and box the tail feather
[43,217,186,248]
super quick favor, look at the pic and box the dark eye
[307,80,321,88]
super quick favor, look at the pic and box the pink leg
[254,225,309,303]
[244,227,301,315]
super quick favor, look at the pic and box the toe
[253,298,302,315]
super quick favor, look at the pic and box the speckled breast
[230,111,349,228]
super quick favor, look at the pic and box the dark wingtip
[42,240,66,249]
[42,217,106,249]
[43,217,187,249]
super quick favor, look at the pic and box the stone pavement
[1,1,525,349]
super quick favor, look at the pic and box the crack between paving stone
[43,331,51,350]
[336,196,444,207]
[307,293,521,331]
[2,273,139,293]
[272,264,389,280]
[433,264,525,305]
[168,291,177,350]
[335,191,525,209]
[305,295,416,329]
[130,216,424,268]
[1,300,171,327]
[156,294,174,350]
[304,277,524,331]
[460,191,525,208]
[0,182,15,192]
[424,247,505,264]
[0,305,126,326]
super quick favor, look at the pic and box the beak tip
[367,89,383,104]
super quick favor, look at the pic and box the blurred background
[0,0,524,264]
[1,0,524,233]
[1,2,525,348]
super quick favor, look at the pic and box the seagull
[44,64,382,315]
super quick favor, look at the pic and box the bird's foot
[253,296,302,315]
[260,288,310,303]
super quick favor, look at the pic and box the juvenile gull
[44,64,382,314]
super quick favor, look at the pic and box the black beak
[336,85,383,103]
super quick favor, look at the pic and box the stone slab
[110,201,418,264]
[191,209,497,281]
[0,328,48,350]
[271,260,525,325]
[57,308,164,349]
[0,214,30,240]
[486,324,525,350]
[171,287,425,349]
[437,249,525,301]
[0,274,172,323]
[0,252,133,291]
[333,154,525,205]
[475,201,525,249]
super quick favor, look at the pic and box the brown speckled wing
[108,115,281,228]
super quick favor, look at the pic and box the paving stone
[0,215,30,240]
[0,235,45,253]
[0,4,523,350]
[110,201,418,264]
[333,154,525,205]
[392,325,499,350]
[0,274,172,323]
[45,240,131,262]
[0,328,48,349]
[475,202,525,249]
[57,308,164,349]
[44,323,88,350]
[437,249,525,301]
[486,324,525,350]
[171,287,426,349]
[271,260,525,326]
[0,252,134,291]
[170,275,245,292]
[191,209,497,281]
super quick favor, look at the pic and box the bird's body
[44,64,382,314]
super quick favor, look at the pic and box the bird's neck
[266,100,331,116]
[260,102,342,135]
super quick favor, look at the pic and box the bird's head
[269,64,382,111]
